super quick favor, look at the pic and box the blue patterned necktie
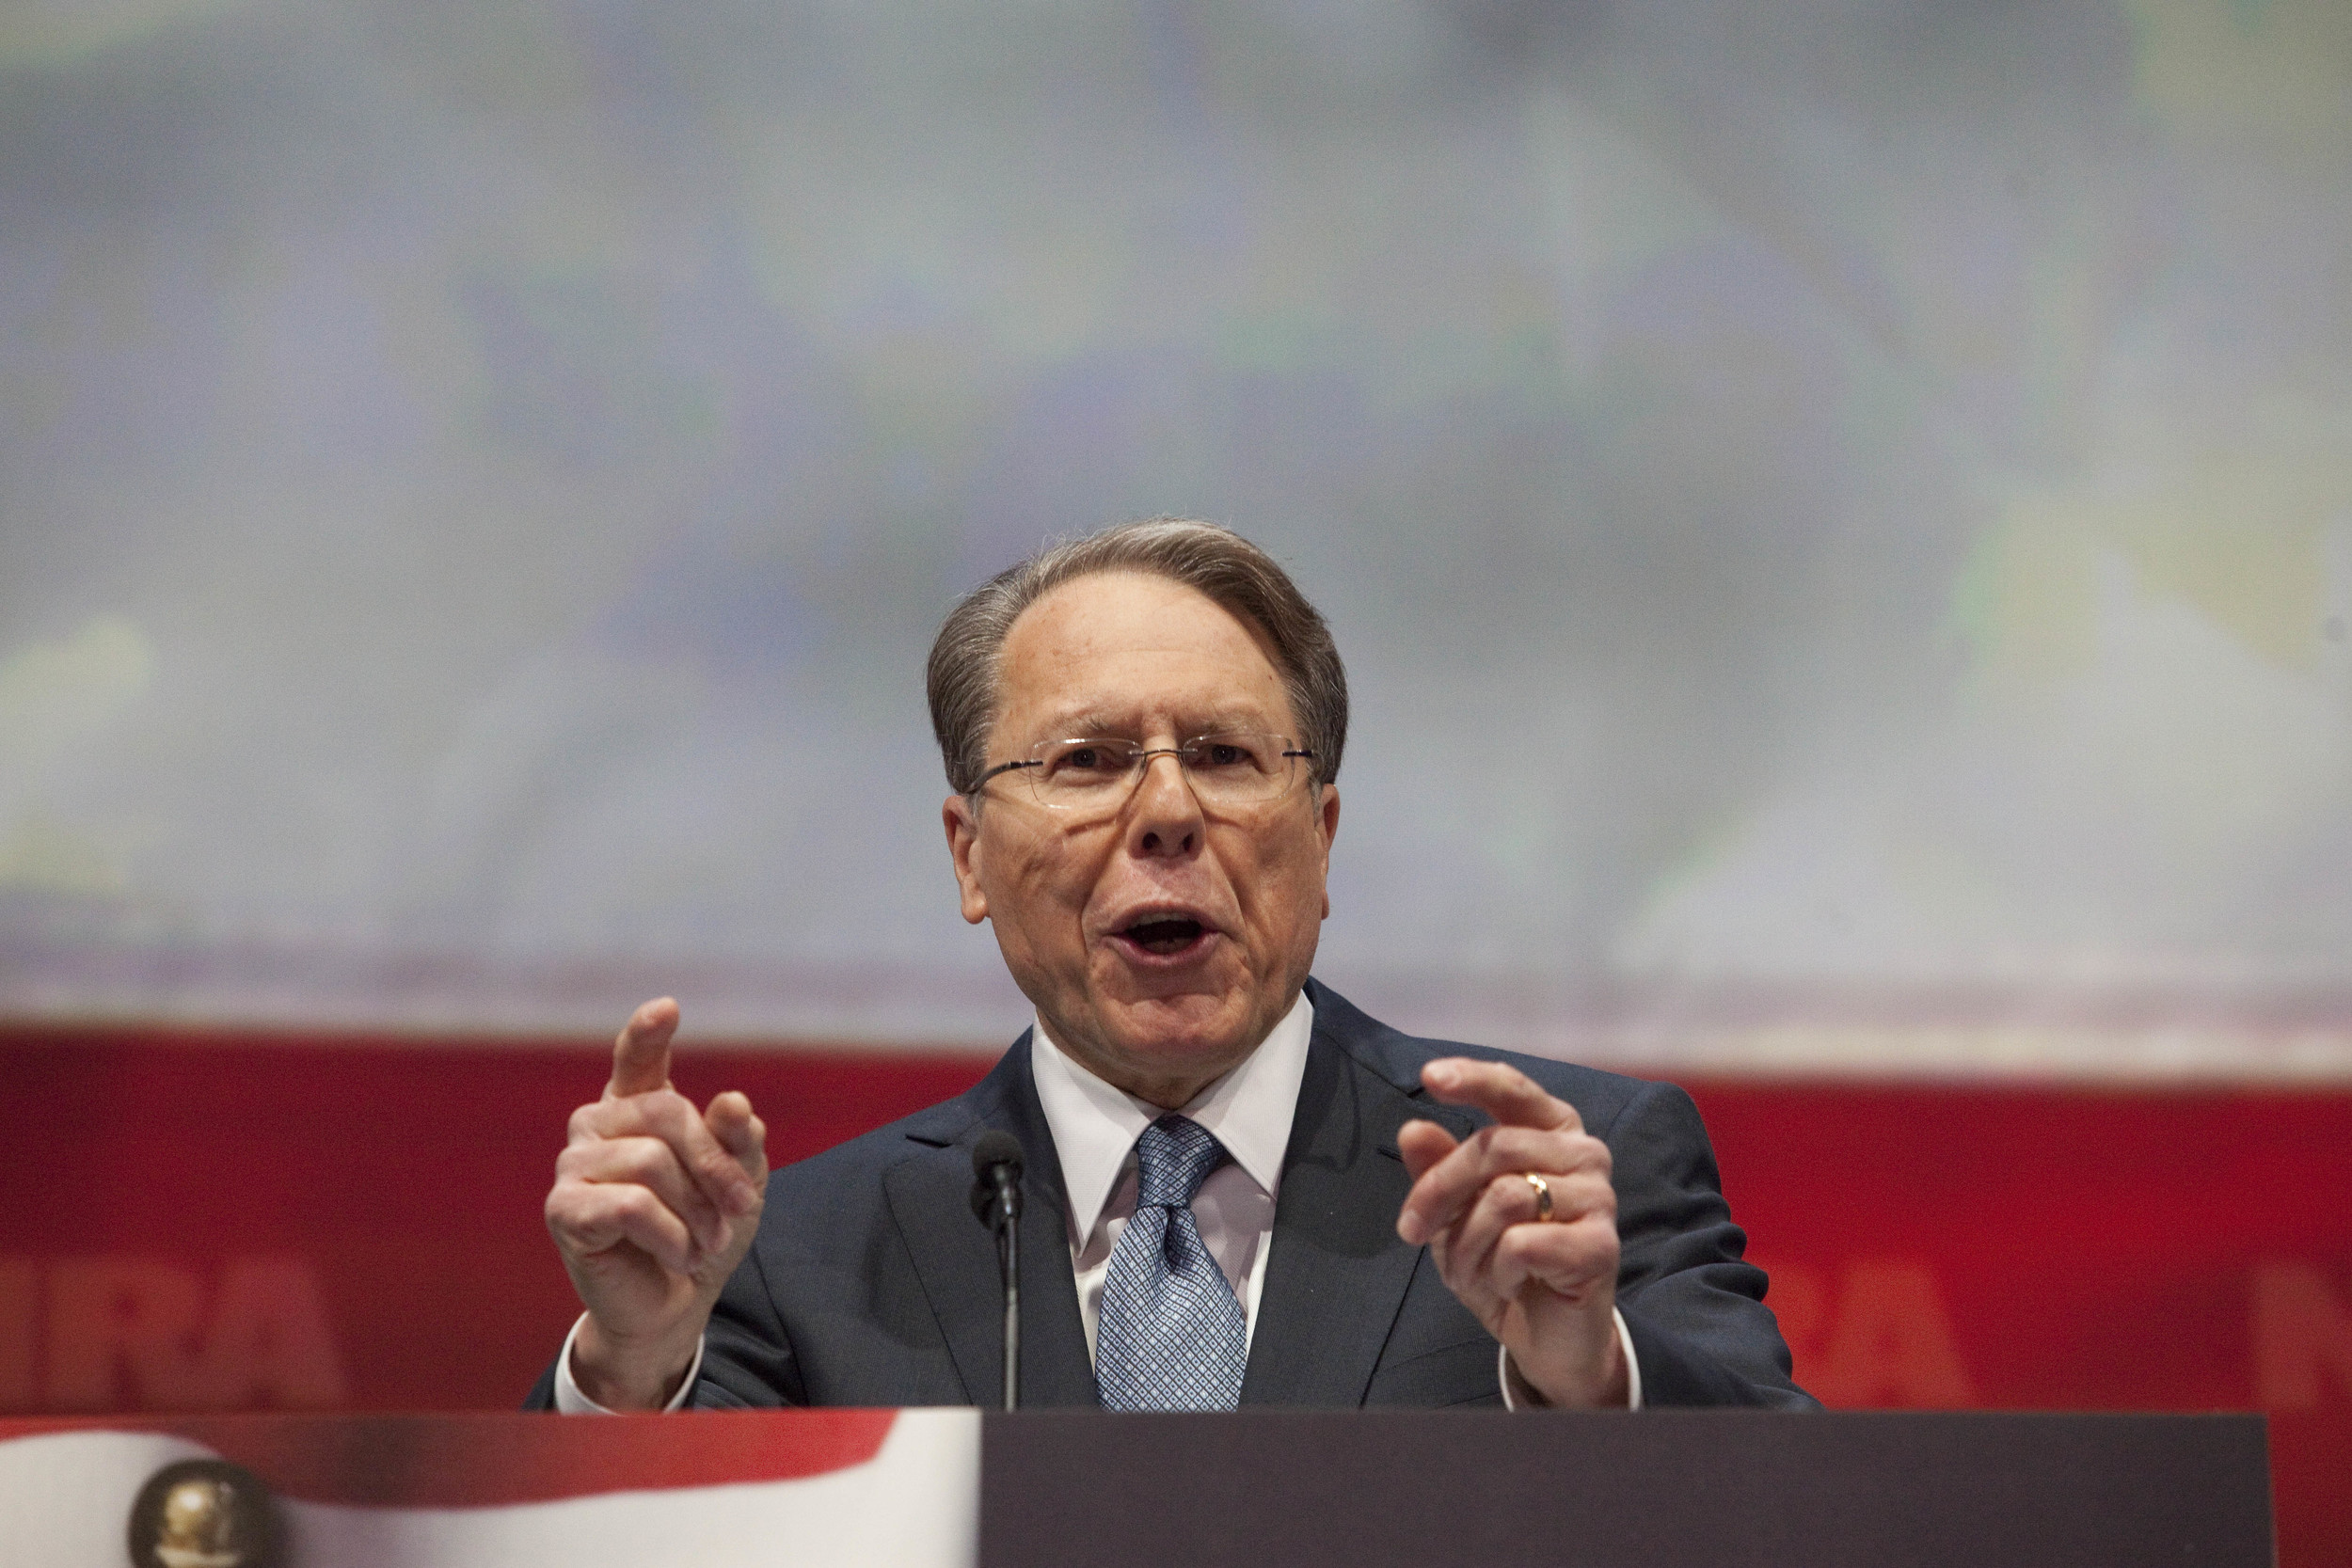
[1095,1115,1250,1411]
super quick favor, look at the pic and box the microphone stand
[970,1132,1025,1412]
[994,1197,1020,1412]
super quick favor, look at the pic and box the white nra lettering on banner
[1759,1259,1979,1407]
[0,1255,348,1413]
[2253,1262,2352,1411]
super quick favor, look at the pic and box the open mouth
[1119,916,1207,957]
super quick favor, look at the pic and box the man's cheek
[1012,838,1084,917]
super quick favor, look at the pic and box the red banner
[4,1028,2345,1562]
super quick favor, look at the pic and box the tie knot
[1134,1116,1228,1209]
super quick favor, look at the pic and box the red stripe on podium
[0,1410,898,1505]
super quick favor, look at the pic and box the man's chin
[1080,992,1264,1083]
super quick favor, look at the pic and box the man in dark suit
[535,519,1811,1414]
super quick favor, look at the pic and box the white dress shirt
[1032,990,1311,1360]
[557,991,1639,1411]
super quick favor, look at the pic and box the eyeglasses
[975,732,1316,816]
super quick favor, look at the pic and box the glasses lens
[1179,733,1291,803]
[1022,733,1305,811]
[1032,738,1140,806]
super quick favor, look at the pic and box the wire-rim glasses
[975,732,1316,816]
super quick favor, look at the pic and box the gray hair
[927,517,1349,797]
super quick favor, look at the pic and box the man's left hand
[1395,1058,1629,1408]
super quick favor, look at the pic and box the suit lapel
[1238,1010,1476,1406]
[882,1035,1098,1407]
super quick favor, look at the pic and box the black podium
[981,1411,2274,1568]
[0,1407,2271,1566]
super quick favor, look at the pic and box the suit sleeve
[688,1239,806,1408]
[519,1234,804,1412]
[1602,1078,1819,1409]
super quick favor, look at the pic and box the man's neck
[1028,991,1317,1248]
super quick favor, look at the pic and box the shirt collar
[1028,990,1315,1243]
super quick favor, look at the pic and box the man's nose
[1127,751,1201,858]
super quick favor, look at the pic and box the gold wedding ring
[1523,1172,1554,1222]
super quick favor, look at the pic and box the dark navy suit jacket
[530,978,1814,1410]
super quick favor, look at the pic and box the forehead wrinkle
[988,572,1299,757]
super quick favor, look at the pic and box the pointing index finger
[1420,1057,1580,1133]
[607,997,680,1100]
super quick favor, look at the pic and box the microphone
[969,1131,1025,1411]
[970,1131,1024,1230]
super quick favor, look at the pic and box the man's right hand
[544,998,768,1410]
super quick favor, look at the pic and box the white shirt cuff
[551,1315,705,1414]
[555,1309,1631,1415]
[1497,1307,1643,1410]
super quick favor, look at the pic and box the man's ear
[944,794,990,925]
[1316,783,1340,918]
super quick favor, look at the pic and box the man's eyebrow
[1030,710,1114,737]
[1189,710,1281,736]
[1028,708,1279,738]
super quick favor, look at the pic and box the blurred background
[2,0,2347,1558]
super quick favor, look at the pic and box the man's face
[944,571,1341,1107]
